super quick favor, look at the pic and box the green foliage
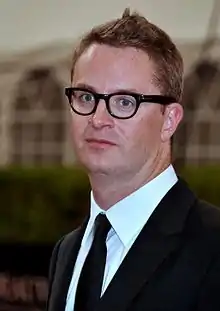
[0,166,90,243]
[180,165,220,207]
[0,165,220,243]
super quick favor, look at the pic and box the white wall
[0,0,219,54]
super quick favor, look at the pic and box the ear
[161,103,184,142]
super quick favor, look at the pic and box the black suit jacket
[46,179,220,311]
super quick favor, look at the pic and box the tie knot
[94,213,111,239]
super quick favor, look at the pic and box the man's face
[71,44,182,176]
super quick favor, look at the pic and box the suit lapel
[97,179,196,311]
[49,217,88,311]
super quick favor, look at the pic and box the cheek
[125,114,162,152]
[71,116,86,148]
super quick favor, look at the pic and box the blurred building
[0,44,75,166]
[174,53,220,167]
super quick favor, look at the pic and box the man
[46,8,220,311]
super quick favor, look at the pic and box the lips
[86,138,116,146]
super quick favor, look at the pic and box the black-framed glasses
[65,87,176,120]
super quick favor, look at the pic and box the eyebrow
[73,83,145,95]
[74,83,96,92]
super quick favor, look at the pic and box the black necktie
[74,213,111,311]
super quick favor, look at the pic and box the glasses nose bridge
[91,93,114,124]
[94,93,112,117]
[96,93,110,106]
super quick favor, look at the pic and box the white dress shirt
[65,165,178,311]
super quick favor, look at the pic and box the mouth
[85,138,117,147]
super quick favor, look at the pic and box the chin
[84,163,110,175]
[79,157,113,175]
[76,148,122,175]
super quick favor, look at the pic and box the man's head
[67,8,184,179]
[71,8,184,102]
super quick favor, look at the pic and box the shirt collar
[82,165,177,248]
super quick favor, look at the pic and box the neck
[89,153,171,210]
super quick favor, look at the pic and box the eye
[81,93,94,102]
[74,91,95,103]
[112,95,136,111]
[118,98,134,108]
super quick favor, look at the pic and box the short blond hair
[71,8,184,102]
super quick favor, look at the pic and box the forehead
[73,44,160,95]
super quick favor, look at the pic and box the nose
[90,99,114,128]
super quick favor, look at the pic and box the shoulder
[193,199,220,230]
[187,198,220,252]
[192,203,220,309]
[48,216,89,273]
[48,227,81,276]
[50,228,81,264]
[58,229,80,251]
[47,228,81,302]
